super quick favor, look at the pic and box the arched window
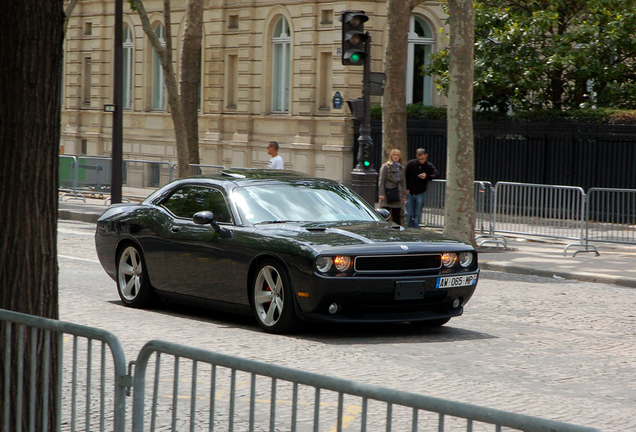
[122,24,134,109]
[271,17,290,113]
[152,23,166,110]
[406,15,435,105]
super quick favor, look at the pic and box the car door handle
[171,226,180,233]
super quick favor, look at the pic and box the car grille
[354,254,441,272]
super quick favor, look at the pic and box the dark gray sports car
[95,169,479,334]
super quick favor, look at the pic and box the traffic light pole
[350,33,378,208]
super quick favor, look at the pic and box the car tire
[251,260,301,334]
[116,243,157,308]
[411,317,451,327]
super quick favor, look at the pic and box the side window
[165,187,230,223]
[162,187,191,216]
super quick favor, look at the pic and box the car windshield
[232,181,382,224]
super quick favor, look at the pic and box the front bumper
[290,269,479,323]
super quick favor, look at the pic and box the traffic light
[360,141,372,167]
[347,98,365,120]
[340,11,368,66]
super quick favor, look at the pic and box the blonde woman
[378,149,407,226]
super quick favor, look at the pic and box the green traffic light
[350,52,361,63]
[364,160,370,167]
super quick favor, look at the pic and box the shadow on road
[300,322,496,344]
[109,299,496,344]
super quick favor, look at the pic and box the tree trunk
[181,0,203,166]
[443,0,476,247]
[133,0,190,178]
[64,0,80,34]
[0,0,63,428]
[382,0,412,161]
[382,0,429,161]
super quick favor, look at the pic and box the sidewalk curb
[58,209,101,224]
[479,261,636,288]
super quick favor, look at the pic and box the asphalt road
[57,220,636,432]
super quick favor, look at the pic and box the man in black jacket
[405,148,439,228]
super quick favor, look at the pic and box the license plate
[435,274,477,289]
[394,281,425,300]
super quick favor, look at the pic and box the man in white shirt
[267,141,284,169]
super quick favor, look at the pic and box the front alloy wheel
[252,260,300,334]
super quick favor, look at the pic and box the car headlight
[316,256,333,273]
[459,252,473,268]
[333,256,352,272]
[441,252,458,268]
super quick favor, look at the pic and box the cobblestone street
[57,221,636,431]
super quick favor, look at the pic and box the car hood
[254,221,473,254]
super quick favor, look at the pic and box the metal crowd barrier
[75,156,111,198]
[0,309,128,432]
[419,179,445,228]
[120,159,174,200]
[423,181,636,254]
[474,181,508,248]
[130,339,600,432]
[493,182,598,256]
[0,309,603,432]
[59,156,111,202]
[585,188,636,246]
[59,155,84,202]
[59,156,176,202]
[420,180,505,247]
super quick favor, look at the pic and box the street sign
[333,91,343,109]
[370,72,385,96]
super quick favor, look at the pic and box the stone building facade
[61,0,447,183]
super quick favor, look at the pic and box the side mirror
[376,208,391,221]
[193,210,215,225]
[193,210,220,233]
[193,211,232,239]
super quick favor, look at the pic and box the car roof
[184,169,337,186]
[146,169,341,201]
[143,169,346,205]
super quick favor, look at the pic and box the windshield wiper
[254,220,300,225]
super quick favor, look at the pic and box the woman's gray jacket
[378,162,406,208]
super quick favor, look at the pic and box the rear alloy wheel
[252,260,300,334]
[116,244,156,308]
